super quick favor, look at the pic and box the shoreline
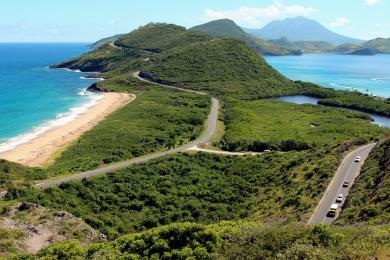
[0,92,135,167]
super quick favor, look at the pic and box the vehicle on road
[342,181,349,187]
[264,150,271,153]
[336,194,344,203]
[354,156,361,162]
[327,204,339,217]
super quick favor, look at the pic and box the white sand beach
[0,92,135,167]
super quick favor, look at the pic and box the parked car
[354,156,361,163]
[342,181,349,188]
[336,194,344,203]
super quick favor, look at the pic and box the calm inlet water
[265,54,390,98]
[0,43,98,153]
[274,95,390,128]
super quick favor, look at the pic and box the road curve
[0,74,219,198]
[308,143,377,225]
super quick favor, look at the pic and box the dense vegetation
[339,138,390,225]
[2,20,390,258]
[7,146,353,239]
[190,19,301,56]
[220,99,385,152]
[14,222,389,259]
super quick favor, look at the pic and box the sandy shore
[0,92,135,167]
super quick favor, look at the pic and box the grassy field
[15,221,389,259]
[220,99,386,152]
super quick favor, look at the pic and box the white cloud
[201,3,317,27]
[366,0,379,5]
[330,17,351,27]
[284,5,317,16]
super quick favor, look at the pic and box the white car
[327,204,339,217]
[354,156,361,163]
[336,194,344,203]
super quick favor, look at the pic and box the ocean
[265,54,390,98]
[0,43,100,153]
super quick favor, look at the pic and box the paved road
[308,143,376,225]
[109,41,123,50]
[0,75,219,198]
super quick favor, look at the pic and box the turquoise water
[265,54,390,98]
[0,43,99,153]
[274,95,390,128]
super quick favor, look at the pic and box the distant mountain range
[89,17,390,56]
[268,36,390,55]
[244,16,363,45]
[189,19,301,56]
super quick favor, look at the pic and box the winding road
[0,72,378,227]
[308,143,376,225]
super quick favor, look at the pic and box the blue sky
[0,0,388,42]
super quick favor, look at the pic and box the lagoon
[274,95,390,128]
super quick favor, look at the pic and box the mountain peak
[245,17,363,45]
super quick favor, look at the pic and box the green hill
[331,43,361,54]
[269,37,334,53]
[362,37,390,54]
[52,23,211,73]
[190,19,301,56]
[116,23,211,53]
[142,38,302,98]
[53,23,303,99]
[330,38,390,55]
[349,47,376,56]
[339,138,390,224]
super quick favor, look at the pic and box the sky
[0,0,389,42]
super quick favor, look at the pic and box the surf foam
[0,90,102,154]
